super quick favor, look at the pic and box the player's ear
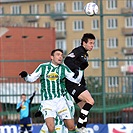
[83,40,87,45]
[51,55,54,60]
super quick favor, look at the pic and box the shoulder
[70,46,84,57]
[72,46,82,52]
[60,64,69,69]
[26,99,30,103]
[17,102,21,105]
[38,62,50,68]
[40,62,50,66]
[59,63,66,68]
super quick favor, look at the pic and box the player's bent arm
[65,68,83,84]
[64,56,79,72]
[24,68,42,82]
[64,48,81,71]
[16,107,21,112]
[16,102,22,112]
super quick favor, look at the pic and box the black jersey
[64,46,89,85]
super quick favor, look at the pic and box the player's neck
[51,62,59,67]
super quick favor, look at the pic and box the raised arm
[29,91,36,103]
[19,64,42,82]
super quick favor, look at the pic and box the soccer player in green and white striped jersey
[19,49,82,133]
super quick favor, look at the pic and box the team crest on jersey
[21,105,26,110]
[47,72,59,81]
[81,54,88,61]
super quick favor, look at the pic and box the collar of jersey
[50,62,59,68]
[81,45,88,52]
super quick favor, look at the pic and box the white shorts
[65,100,75,118]
[41,96,72,120]
[39,124,68,133]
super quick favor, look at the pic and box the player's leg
[64,93,75,118]
[41,100,57,133]
[54,113,68,133]
[19,119,26,133]
[39,101,66,133]
[45,117,56,132]
[39,123,49,133]
[19,125,25,133]
[76,88,94,133]
[57,97,76,133]
[63,119,76,133]
[25,117,33,133]
[35,110,66,133]
[64,98,76,133]
[39,120,67,133]
[66,83,94,132]
[55,125,68,133]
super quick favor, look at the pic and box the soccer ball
[84,2,98,16]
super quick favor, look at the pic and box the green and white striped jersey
[25,62,82,100]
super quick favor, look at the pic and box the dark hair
[21,94,26,97]
[81,33,95,45]
[51,49,63,56]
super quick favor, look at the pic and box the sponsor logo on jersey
[21,105,26,110]
[55,127,61,131]
[47,72,59,81]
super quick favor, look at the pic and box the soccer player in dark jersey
[64,33,95,133]
[16,91,36,133]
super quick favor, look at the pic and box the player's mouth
[89,48,93,51]
[58,59,62,63]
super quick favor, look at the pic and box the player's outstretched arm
[19,65,42,82]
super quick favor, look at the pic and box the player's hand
[33,87,39,95]
[20,101,24,107]
[35,87,39,92]
[19,71,28,78]
[73,69,79,78]
[80,62,88,70]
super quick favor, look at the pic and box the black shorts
[65,79,87,103]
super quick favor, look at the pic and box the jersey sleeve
[24,64,42,82]
[64,48,80,71]
[16,102,22,112]
[64,65,83,84]
[28,91,36,104]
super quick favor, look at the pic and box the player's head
[21,93,26,101]
[51,49,63,65]
[81,33,95,51]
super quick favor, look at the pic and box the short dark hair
[81,33,95,45]
[21,94,26,97]
[51,49,63,56]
